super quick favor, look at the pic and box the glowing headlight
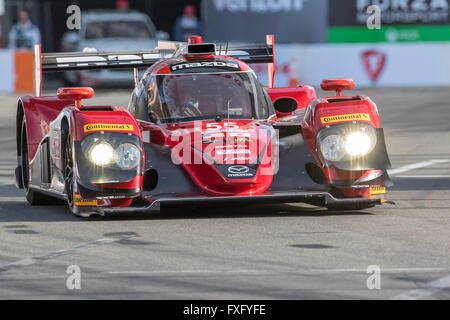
[116,143,140,169]
[89,142,114,166]
[345,132,372,156]
[320,135,345,161]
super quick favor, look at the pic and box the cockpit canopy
[130,70,274,123]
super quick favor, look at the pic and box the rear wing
[33,35,276,96]
[226,35,275,65]
[153,35,275,86]
[34,45,175,96]
[222,35,275,88]
[40,49,174,72]
[166,36,274,65]
[189,35,275,87]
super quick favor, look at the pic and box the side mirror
[156,31,170,40]
[57,87,95,107]
[320,78,354,97]
[273,97,298,115]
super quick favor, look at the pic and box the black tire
[62,128,76,214]
[21,120,56,205]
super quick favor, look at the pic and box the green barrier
[328,25,450,43]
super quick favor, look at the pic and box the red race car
[15,35,392,217]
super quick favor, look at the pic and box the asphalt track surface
[0,87,449,299]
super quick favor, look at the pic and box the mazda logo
[228,165,249,174]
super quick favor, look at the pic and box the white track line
[388,159,449,176]
[395,175,450,178]
[105,267,449,276]
[0,196,26,201]
[0,182,14,187]
[392,274,450,300]
[0,234,137,273]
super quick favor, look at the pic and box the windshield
[85,20,154,39]
[144,71,273,123]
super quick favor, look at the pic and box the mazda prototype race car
[15,35,392,217]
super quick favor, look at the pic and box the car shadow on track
[0,201,373,223]
[90,203,373,221]
[0,184,374,222]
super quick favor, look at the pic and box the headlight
[345,132,371,156]
[320,135,345,161]
[115,143,140,169]
[89,142,114,166]
[318,123,377,163]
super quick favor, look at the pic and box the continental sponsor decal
[84,123,134,133]
[370,187,386,196]
[320,113,370,124]
[74,194,98,206]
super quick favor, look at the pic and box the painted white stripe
[392,274,450,300]
[105,267,449,276]
[0,233,137,273]
[396,175,450,178]
[0,182,14,186]
[0,196,26,201]
[388,159,449,176]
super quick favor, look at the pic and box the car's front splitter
[91,191,384,215]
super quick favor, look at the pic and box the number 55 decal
[205,123,239,130]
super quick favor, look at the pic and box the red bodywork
[139,119,276,196]
[16,36,390,215]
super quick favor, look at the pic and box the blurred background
[0,0,449,92]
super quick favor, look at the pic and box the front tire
[62,128,76,214]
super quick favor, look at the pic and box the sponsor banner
[84,123,134,133]
[329,0,450,43]
[202,0,328,43]
[216,149,250,155]
[296,43,450,86]
[170,60,240,72]
[320,113,371,124]
[253,43,450,87]
[330,0,450,26]
[2,43,449,93]
[370,186,386,196]
[74,194,98,206]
